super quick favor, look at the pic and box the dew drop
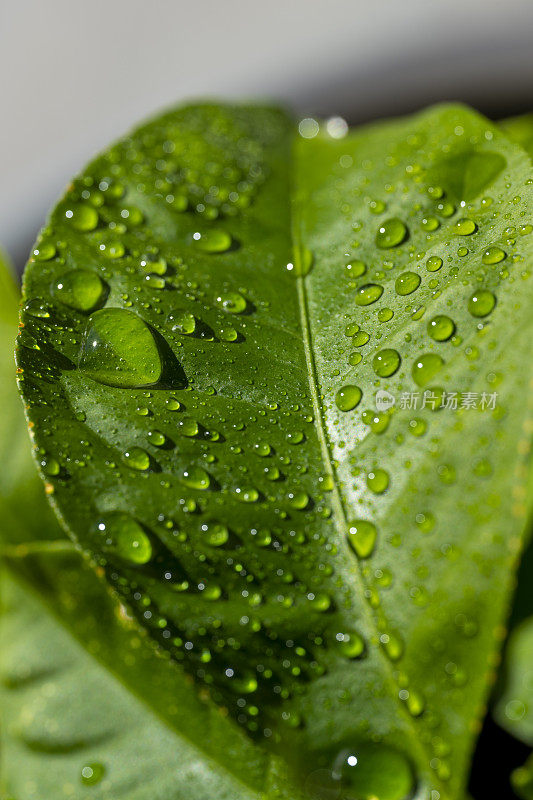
[426,256,443,272]
[180,466,210,490]
[333,744,413,800]
[372,349,401,377]
[54,269,105,312]
[168,308,196,335]
[33,242,56,261]
[427,315,455,341]
[355,284,383,306]
[79,308,162,388]
[192,229,232,252]
[64,203,99,231]
[454,218,476,235]
[468,289,496,317]
[347,520,377,558]
[345,260,367,278]
[80,762,105,786]
[395,271,421,296]
[97,513,152,564]
[337,632,365,659]
[366,469,389,494]
[412,354,444,387]
[376,218,408,248]
[482,246,506,265]
[122,446,150,471]
[216,291,247,314]
[335,385,362,411]
[202,522,229,546]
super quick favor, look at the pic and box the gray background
[2,0,533,270]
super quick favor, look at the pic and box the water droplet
[33,242,56,261]
[288,490,309,510]
[426,256,443,272]
[415,511,435,533]
[54,270,105,312]
[454,218,476,235]
[378,307,394,322]
[395,271,421,296]
[24,299,50,318]
[376,218,408,248]
[168,308,196,335]
[219,325,238,342]
[348,352,362,366]
[179,417,199,437]
[122,446,150,471]
[202,522,229,546]
[347,520,377,558]
[345,260,366,277]
[482,246,506,265]
[421,215,440,231]
[412,354,444,387]
[333,744,413,800]
[355,284,383,306]
[79,308,162,388]
[235,486,259,503]
[180,466,210,490]
[80,762,105,786]
[335,385,362,411]
[101,241,125,259]
[468,289,496,317]
[352,330,370,347]
[253,442,271,457]
[372,349,401,377]
[366,469,389,494]
[427,315,455,341]
[192,229,232,253]
[165,397,181,411]
[97,513,152,564]
[147,430,166,447]
[64,203,99,231]
[380,631,404,660]
[337,632,365,659]
[216,291,246,314]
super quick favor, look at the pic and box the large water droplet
[54,269,105,312]
[333,744,414,800]
[64,203,99,231]
[79,308,162,388]
[355,284,383,306]
[335,385,362,411]
[372,349,401,377]
[97,513,152,564]
[454,218,476,235]
[468,289,496,317]
[376,218,408,248]
[412,354,444,386]
[192,229,232,252]
[427,315,455,341]
[216,291,247,314]
[395,272,420,296]
[347,520,377,558]
[482,246,506,265]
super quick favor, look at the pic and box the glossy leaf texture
[0,254,293,800]
[13,103,533,800]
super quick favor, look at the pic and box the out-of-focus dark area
[2,0,533,274]
[1,2,532,795]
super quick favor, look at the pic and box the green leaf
[500,113,533,159]
[0,250,292,799]
[12,102,533,799]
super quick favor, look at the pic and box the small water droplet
[80,762,105,786]
[202,522,229,546]
[366,469,389,494]
[426,256,443,272]
[168,308,196,335]
[122,446,150,471]
[180,466,210,490]
[64,203,99,231]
